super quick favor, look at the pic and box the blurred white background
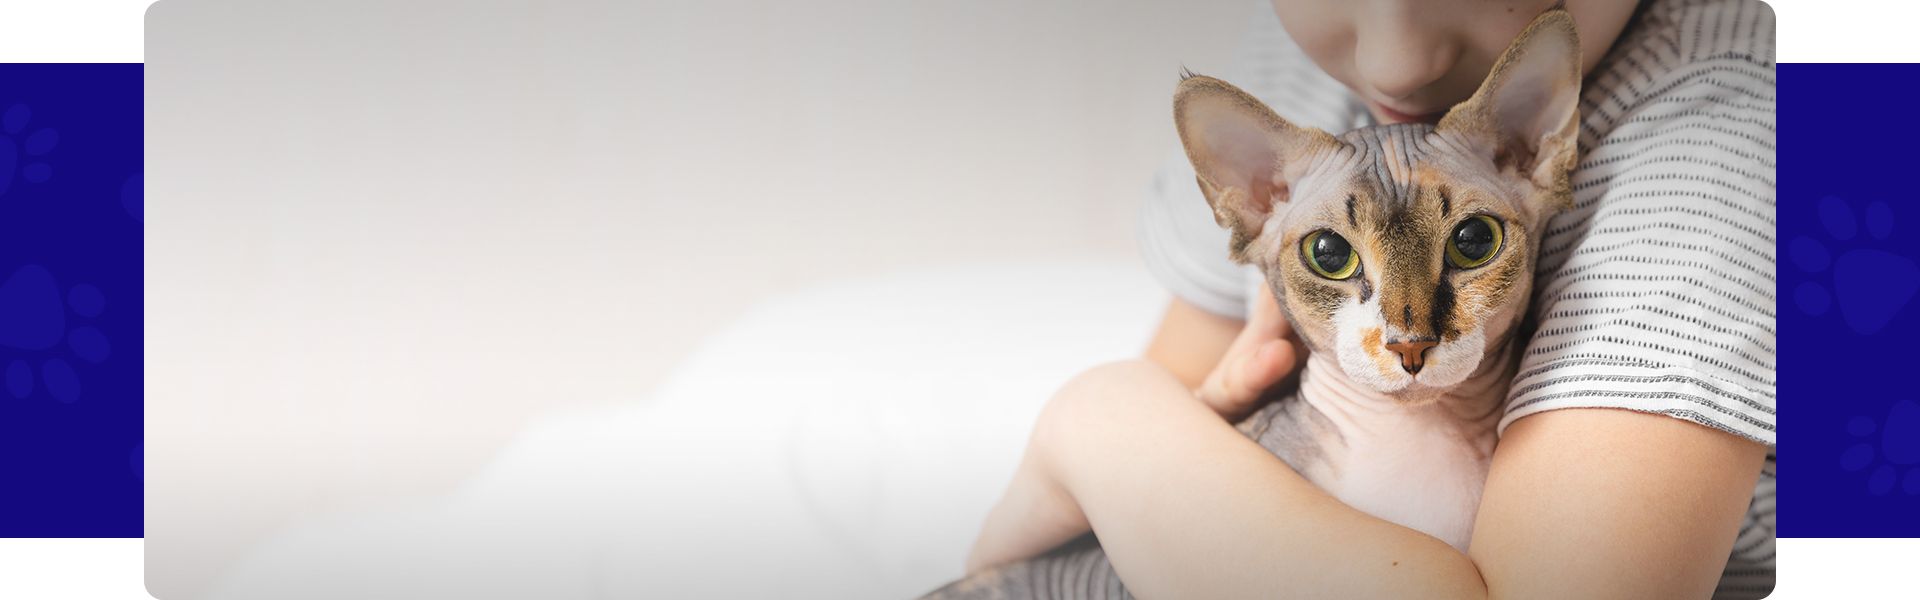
[146,0,1254,597]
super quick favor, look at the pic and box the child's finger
[1248,282,1287,336]
[1240,340,1292,397]
[1200,339,1293,419]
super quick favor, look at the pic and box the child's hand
[1193,285,1302,421]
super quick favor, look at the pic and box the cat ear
[1437,10,1582,209]
[1174,74,1336,262]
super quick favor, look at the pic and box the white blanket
[206,260,1168,599]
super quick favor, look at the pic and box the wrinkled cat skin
[924,10,1581,599]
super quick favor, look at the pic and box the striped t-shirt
[1137,1,1776,597]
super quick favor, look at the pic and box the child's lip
[1371,101,1443,125]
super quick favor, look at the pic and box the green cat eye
[1446,215,1503,269]
[1301,230,1360,280]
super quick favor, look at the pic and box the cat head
[1173,10,1580,400]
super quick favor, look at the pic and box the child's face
[1271,0,1637,124]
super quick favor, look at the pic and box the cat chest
[1304,425,1494,551]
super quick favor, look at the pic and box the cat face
[1174,10,1581,400]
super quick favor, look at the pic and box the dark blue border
[0,63,143,537]
[1776,63,1920,537]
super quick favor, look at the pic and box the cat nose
[1383,338,1439,374]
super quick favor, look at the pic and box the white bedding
[205,260,1168,599]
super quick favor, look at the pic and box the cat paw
[0,265,110,403]
[0,102,58,198]
[1790,196,1917,334]
[1841,400,1920,496]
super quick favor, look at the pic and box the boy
[967,1,1775,598]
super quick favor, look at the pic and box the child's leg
[921,533,1133,600]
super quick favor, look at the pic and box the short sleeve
[1499,4,1777,446]
[1139,149,1254,320]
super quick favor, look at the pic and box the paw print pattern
[1790,196,1919,335]
[0,102,58,198]
[122,172,142,221]
[1841,400,1920,496]
[0,265,109,403]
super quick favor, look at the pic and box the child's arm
[1009,360,1766,599]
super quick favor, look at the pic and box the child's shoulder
[1580,0,1774,132]
[1623,0,1775,68]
